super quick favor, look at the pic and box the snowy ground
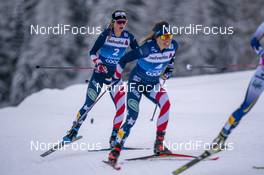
[1,70,263,175]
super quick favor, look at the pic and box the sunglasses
[160,33,173,40]
[116,20,127,25]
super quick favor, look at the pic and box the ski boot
[209,131,228,154]
[154,131,172,155]
[63,121,80,142]
[109,128,119,148]
[108,143,122,165]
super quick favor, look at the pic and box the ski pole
[89,88,108,124]
[36,65,95,70]
[72,85,109,126]
[89,80,119,124]
[150,79,166,122]
[186,63,262,71]
[71,80,117,126]
[150,104,158,122]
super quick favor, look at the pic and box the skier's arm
[129,33,139,50]
[89,28,110,63]
[250,22,264,57]
[161,40,179,80]
[114,44,149,79]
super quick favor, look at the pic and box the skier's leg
[145,84,171,154]
[109,80,126,147]
[108,82,142,162]
[116,83,142,145]
[63,73,103,141]
[212,67,264,151]
[222,67,264,137]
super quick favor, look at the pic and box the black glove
[161,64,174,80]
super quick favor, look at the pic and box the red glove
[91,56,108,74]
[95,63,108,74]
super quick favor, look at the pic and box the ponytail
[140,31,155,44]
[140,21,169,45]
[107,20,114,39]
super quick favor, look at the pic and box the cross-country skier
[106,21,179,165]
[210,21,264,153]
[62,10,138,148]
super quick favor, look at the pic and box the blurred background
[0,0,264,108]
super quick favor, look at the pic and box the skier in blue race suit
[210,21,264,153]
[107,21,179,165]
[63,10,138,148]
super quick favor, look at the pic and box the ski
[88,146,150,152]
[125,152,219,161]
[40,135,83,157]
[102,160,121,170]
[172,150,214,175]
